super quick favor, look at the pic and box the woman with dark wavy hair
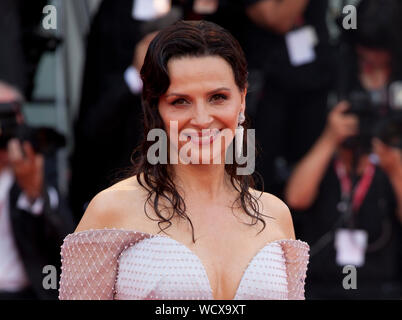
[59,20,309,300]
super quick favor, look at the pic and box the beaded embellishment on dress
[58,229,309,300]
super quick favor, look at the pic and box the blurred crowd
[0,0,402,300]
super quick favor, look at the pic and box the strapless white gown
[58,229,309,300]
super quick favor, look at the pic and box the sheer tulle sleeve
[278,240,310,300]
[58,229,151,300]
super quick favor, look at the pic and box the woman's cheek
[224,113,240,132]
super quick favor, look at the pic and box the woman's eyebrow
[165,93,190,98]
[165,87,231,98]
[207,87,231,95]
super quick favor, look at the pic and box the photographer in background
[243,0,335,195]
[0,81,73,300]
[284,0,402,299]
[337,0,402,96]
[285,101,402,299]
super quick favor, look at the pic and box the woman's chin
[178,149,226,165]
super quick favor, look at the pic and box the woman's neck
[171,163,231,201]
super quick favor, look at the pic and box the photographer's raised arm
[246,0,309,34]
[284,129,337,210]
[389,168,402,224]
[285,102,358,210]
[372,138,402,224]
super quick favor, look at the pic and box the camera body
[0,102,65,155]
[343,83,402,152]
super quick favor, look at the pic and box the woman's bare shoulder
[74,175,149,233]
[250,188,296,240]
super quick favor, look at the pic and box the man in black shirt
[285,101,402,299]
[243,0,335,194]
[285,0,402,299]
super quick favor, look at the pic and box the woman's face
[158,55,246,165]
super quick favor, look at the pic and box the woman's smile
[181,128,221,146]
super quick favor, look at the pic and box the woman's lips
[181,128,221,145]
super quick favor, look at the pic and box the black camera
[376,112,402,149]
[0,102,66,155]
[343,84,402,152]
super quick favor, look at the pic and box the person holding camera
[0,81,74,299]
[283,0,402,299]
[284,99,402,299]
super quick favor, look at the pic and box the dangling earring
[236,112,245,159]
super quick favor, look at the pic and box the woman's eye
[210,94,228,103]
[171,98,189,106]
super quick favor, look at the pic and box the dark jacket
[9,183,74,299]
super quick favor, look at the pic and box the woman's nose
[190,103,213,128]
